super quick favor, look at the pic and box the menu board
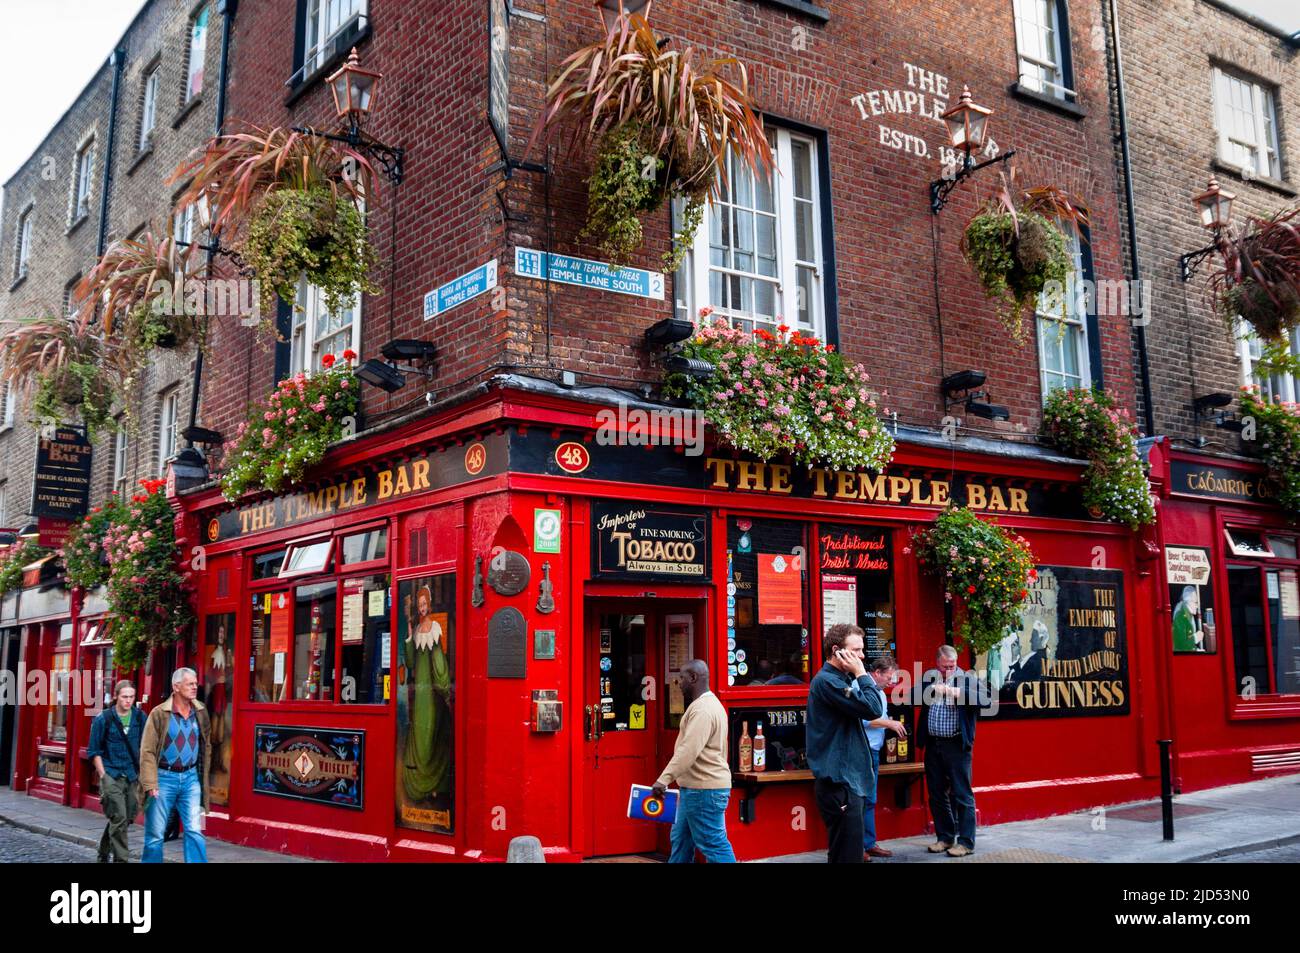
[818,524,895,660]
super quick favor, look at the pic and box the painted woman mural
[396,576,454,833]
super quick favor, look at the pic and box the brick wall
[200,0,1134,454]
[1116,0,1300,451]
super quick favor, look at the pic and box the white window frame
[291,277,362,374]
[1239,320,1300,402]
[1036,224,1091,399]
[113,422,130,494]
[185,5,209,104]
[675,127,826,339]
[1,384,13,431]
[157,388,179,475]
[1013,0,1072,101]
[139,64,159,149]
[0,481,7,527]
[302,0,368,79]
[1213,67,1282,181]
[14,209,32,280]
[73,139,95,220]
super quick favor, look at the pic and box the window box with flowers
[910,505,1037,654]
[1039,387,1155,530]
[662,312,894,472]
[219,351,360,502]
[0,540,51,596]
[98,479,194,669]
[1239,386,1300,519]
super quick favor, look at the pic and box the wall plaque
[488,550,531,596]
[488,606,527,678]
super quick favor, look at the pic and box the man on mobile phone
[806,624,884,863]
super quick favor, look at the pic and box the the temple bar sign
[32,428,92,520]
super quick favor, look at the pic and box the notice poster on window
[395,574,456,835]
[342,586,365,645]
[665,615,692,727]
[269,593,291,654]
[821,574,858,630]
[758,553,804,625]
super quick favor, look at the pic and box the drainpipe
[1107,0,1155,439]
[96,48,127,257]
[186,0,237,442]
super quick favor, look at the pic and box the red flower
[342,348,357,362]
[1019,589,1028,599]
[967,584,977,594]
[777,323,791,334]
[321,353,337,369]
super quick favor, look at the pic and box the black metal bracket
[176,240,257,279]
[486,157,549,181]
[930,149,1018,214]
[292,121,405,186]
[1179,241,1222,282]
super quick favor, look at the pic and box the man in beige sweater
[651,659,735,863]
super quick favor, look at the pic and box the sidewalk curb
[1,810,183,862]
[1178,831,1300,863]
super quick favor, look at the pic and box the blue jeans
[863,747,881,849]
[669,788,736,863]
[143,767,207,863]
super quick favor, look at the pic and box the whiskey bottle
[753,721,766,772]
[739,721,753,772]
[896,710,909,762]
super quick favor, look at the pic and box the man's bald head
[680,659,710,706]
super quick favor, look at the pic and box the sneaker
[946,844,974,858]
[927,840,953,853]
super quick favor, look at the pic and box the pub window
[726,517,810,687]
[279,538,334,578]
[818,523,896,662]
[294,581,337,700]
[340,574,390,703]
[1225,528,1273,559]
[14,207,32,280]
[1227,562,1300,698]
[251,548,287,580]
[341,526,387,565]
[292,278,361,374]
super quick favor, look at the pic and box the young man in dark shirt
[87,680,145,862]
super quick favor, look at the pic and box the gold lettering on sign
[769,464,792,495]
[707,458,733,489]
[378,470,394,500]
[966,484,987,510]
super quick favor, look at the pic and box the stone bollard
[507,835,546,863]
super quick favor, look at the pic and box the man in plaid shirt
[916,645,989,857]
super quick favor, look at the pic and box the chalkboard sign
[728,706,807,772]
[489,0,509,153]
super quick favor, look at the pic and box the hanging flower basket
[0,540,50,596]
[1239,386,1300,519]
[961,178,1089,346]
[218,352,360,502]
[0,315,122,437]
[911,505,1037,654]
[530,8,769,269]
[1040,387,1155,530]
[662,312,895,472]
[1209,207,1300,343]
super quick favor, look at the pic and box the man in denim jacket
[87,680,145,862]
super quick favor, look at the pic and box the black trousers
[814,777,865,863]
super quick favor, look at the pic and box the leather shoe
[927,840,953,853]
[866,845,893,857]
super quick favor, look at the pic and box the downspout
[186,0,237,443]
[96,48,127,257]
[1107,0,1155,438]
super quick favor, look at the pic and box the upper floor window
[0,481,7,526]
[292,278,360,374]
[1037,224,1091,399]
[14,208,32,280]
[63,276,81,321]
[139,64,160,149]
[157,388,180,474]
[113,421,130,495]
[1239,321,1300,402]
[298,0,368,83]
[73,140,95,220]
[1013,0,1074,101]
[2,383,14,430]
[1213,67,1281,180]
[185,6,210,103]
[674,127,828,339]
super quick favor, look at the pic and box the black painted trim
[751,0,829,23]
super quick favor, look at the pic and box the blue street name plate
[514,247,665,300]
[424,258,498,320]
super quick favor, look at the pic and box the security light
[356,359,406,393]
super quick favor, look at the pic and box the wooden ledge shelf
[732,763,924,822]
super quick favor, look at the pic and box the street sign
[514,247,665,300]
[423,258,498,320]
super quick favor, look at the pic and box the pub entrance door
[584,598,705,857]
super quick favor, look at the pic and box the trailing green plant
[0,540,49,596]
[910,505,1037,654]
[1239,386,1300,519]
[102,478,193,669]
[242,186,379,315]
[662,311,895,472]
[0,314,122,437]
[961,175,1089,346]
[63,497,126,591]
[1209,206,1300,343]
[1040,386,1155,530]
[219,353,360,502]
[531,6,767,267]
[32,362,118,437]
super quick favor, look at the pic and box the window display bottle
[739,721,753,772]
[896,709,909,762]
[753,721,766,772]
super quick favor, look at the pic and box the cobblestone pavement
[0,820,99,863]
[1201,841,1300,863]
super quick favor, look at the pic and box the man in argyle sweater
[140,667,211,863]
